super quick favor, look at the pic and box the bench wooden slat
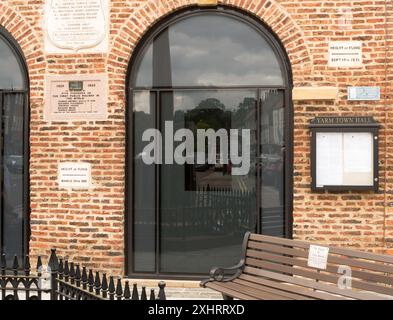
[239,274,350,300]
[249,234,393,264]
[247,246,393,285]
[205,282,258,300]
[213,281,294,300]
[233,278,315,300]
[244,266,391,300]
[245,256,393,297]
[248,240,393,274]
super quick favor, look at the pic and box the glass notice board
[309,117,380,191]
[315,132,374,188]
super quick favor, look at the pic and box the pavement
[124,279,223,300]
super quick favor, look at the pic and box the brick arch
[0,2,45,104]
[108,0,313,91]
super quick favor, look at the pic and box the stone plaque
[44,74,107,122]
[58,162,92,189]
[328,41,362,67]
[44,0,109,53]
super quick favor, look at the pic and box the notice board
[309,117,379,191]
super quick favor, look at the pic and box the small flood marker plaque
[58,162,92,189]
[328,41,362,68]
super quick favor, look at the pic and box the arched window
[0,26,29,264]
[126,7,292,277]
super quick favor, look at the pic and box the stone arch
[108,0,314,94]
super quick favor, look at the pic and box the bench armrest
[200,261,245,286]
[200,232,251,287]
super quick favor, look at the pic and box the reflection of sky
[0,38,24,90]
[135,14,284,87]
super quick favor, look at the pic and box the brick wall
[0,0,392,275]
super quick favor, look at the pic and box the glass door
[159,90,258,274]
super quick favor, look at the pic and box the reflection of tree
[233,97,256,128]
[180,97,256,131]
[183,98,230,131]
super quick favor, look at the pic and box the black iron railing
[0,249,166,300]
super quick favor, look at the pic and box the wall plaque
[44,74,108,122]
[44,0,109,53]
[328,41,362,67]
[347,86,380,101]
[58,162,92,189]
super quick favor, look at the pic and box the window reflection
[133,91,156,272]
[0,36,25,90]
[260,90,285,237]
[134,14,284,87]
[1,94,25,264]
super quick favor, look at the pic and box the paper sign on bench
[308,245,330,270]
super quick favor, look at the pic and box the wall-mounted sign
[44,74,108,122]
[308,245,329,270]
[44,0,109,53]
[197,0,218,6]
[309,117,380,191]
[348,86,380,101]
[58,162,92,189]
[328,41,362,67]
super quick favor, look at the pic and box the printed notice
[343,133,373,173]
[44,0,109,53]
[308,245,330,270]
[58,162,91,189]
[316,132,343,187]
[44,74,107,122]
[328,41,362,67]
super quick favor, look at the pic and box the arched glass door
[127,7,292,277]
[0,27,29,265]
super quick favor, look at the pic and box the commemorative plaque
[328,41,362,67]
[44,0,109,53]
[44,74,108,122]
[58,162,92,189]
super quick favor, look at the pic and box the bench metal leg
[222,294,234,300]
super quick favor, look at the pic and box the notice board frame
[309,117,380,192]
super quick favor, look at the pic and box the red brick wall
[0,0,392,275]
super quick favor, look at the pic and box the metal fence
[0,249,166,300]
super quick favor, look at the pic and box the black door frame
[0,25,30,260]
[125,5,293,279]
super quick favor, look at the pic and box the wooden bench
[200,232,393,300]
